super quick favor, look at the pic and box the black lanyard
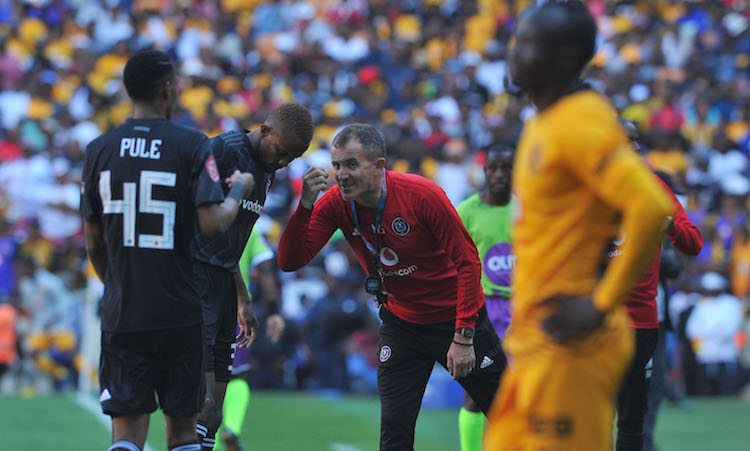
[350,169,387,274]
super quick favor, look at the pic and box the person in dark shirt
[192,104,313,451]
[81,50,254,451]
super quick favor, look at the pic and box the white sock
[170,444,201,451]
[108,440,141,451]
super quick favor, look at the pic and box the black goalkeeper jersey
[192,130,274,270]
[81,117,225,332]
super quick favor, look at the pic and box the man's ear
[260,124,271,137]
[161,80,172,101]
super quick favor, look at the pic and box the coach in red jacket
[278,123,504,450]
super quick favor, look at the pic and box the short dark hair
[123,50,175,102]
[268,103,314,150]
[538,0,598,73]
[487,143,515,158]
[332,123,386,161]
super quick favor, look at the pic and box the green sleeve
[456,199,470,228]
[238,229,274,289]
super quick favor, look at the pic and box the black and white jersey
[81,118,224,333]
[192,130,274,270]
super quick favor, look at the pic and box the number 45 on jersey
[99,170,176,250]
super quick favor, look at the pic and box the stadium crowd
[1,0,750,401]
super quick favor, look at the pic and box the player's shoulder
[457,193,480,212]
[168,121,209,141]
[558,90,614,113]
[85,131,109,150]
[390,171,451,212]
[83,135,106,162]
[167,124,211,163]
[83,124,128,166]
[390,171,439,195]
[156,122,207,152]
[209,130,252,165]
[652,171,679,202]
[550,90,618,129]
[210,130,246,148]
[85,123,127,153]
[544,90,626,156]
[318,183,343,207]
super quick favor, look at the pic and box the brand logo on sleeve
[205,155,220,182]
[240,199,263,214]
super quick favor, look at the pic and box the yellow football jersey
[506,90,672,356]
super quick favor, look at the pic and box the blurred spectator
[15,255,81,392]
[686,272,744,396]
[434,138,479,205]
[650,90,685,133]
[0,302,17,380]
[0,219,17,300]
[730,222,750,299]
[19,221,54,270]
[304,259,374,392]
[708,134,748,186]
[346,325,379,394]
[246,313,295,390]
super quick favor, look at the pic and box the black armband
[227,181,245,203]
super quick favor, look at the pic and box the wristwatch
[455,327,475,339]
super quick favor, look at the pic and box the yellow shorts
[485,312,634,450]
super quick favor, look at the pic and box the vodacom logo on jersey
[379,247,418,277]
[609,229,626,258]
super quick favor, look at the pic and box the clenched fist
[226,170,255,196]
[301,167,329,209]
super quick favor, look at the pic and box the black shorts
[377,305,505,450]
[195,260,237,383]
[99,323,204,418]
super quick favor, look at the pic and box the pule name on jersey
[240,198,263,214]
[120,138,162,159]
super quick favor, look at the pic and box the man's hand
[300,167,329,210]
[446,333,475,380]
[236,293,259,348]
[226,170,255,196]
[541,295,606,343]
